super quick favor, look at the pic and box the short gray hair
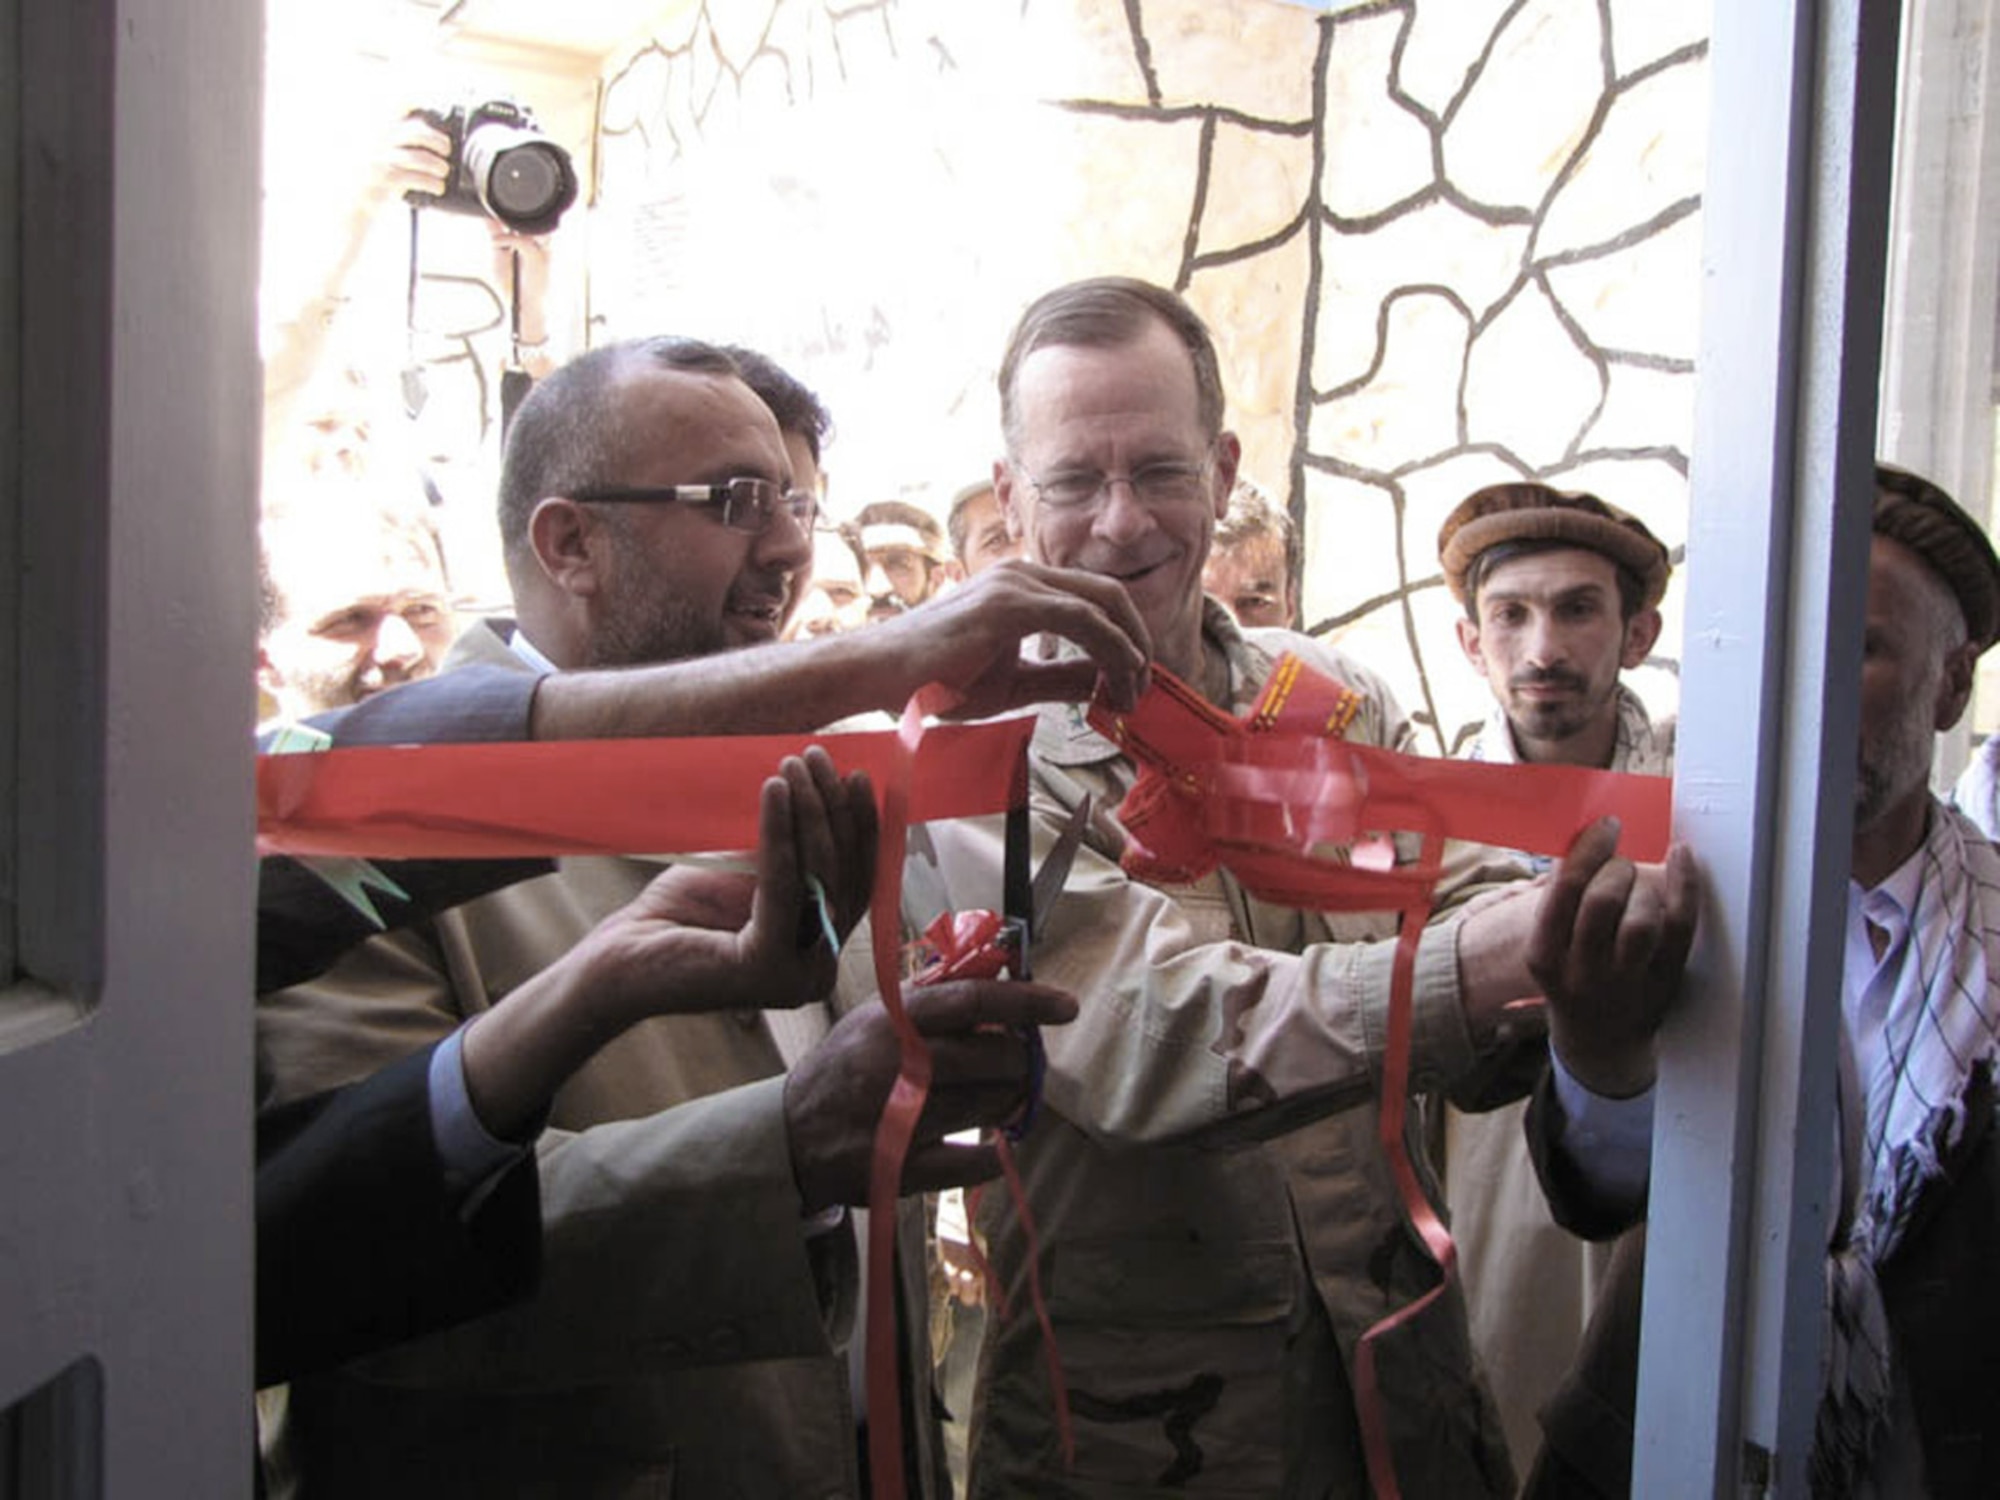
[997,277,1225,452]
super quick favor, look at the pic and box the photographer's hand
[261,111,455,440]
[380,115,452,201]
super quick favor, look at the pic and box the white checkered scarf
[1814,801,2000,1495]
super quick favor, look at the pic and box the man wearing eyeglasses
[924,277,1695,1497]
[257,336,1140,1499]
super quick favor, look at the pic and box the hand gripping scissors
[901,796,1092,1139]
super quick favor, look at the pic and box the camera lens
[460,117,577,233]
[488,145,565,220]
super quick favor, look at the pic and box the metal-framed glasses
[1017,458,1210,513]
[570,477,819,535]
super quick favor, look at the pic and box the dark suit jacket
[255,1043,539,1386]
[255,663,559,1384]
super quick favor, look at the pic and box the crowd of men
[253,275,2000,1498]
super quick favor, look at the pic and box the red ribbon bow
[912,909,1014,983]
[1088,656,1671,884]
[1087,651,1419,900]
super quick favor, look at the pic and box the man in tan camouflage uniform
[928,278,1688,1497]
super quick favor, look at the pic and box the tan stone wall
[592,0,1708,751]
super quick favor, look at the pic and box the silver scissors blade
[903,821,956,933]
[1030,794,1092,940]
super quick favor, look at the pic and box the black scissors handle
[997,796,1091,1140]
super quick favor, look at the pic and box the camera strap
[499,246,534,441]
[400,206,428,419]
[401,207,535,432]
[507,247,524,363]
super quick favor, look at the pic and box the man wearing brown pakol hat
[1434,479,1677,1470]
[1441,480,1675,781]
[1520,462,2000,1497]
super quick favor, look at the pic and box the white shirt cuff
[1549,1045,1655,1204]
[429,1028,533,1215]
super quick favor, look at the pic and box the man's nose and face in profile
[950,481,1023,579]
[259,492,460,720]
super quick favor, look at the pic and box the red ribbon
[908,910,1075,1470]
[1088,661,1670,877]
[258,715,1036,1500]
[1351,830,1454,1500]
[853,690,1069,1495]
[863,700,931,1500]
[257,682,1672,1497]
[1088,657,1670,1499]
[255,720,1034,860]
[911,909,1012,983]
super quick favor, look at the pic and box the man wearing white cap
[856,499,951,621]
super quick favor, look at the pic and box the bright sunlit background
[259,0,2000,760]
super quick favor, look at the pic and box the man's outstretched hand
[1528,817,1701,1098]
[582,747,877,1020]
[458,748,878,1143]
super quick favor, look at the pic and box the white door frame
[1641,1,1904,1494]
[1,0,262,1493]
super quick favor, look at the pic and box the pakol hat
[1438,481,1671,609]
[1874,462,2000,652]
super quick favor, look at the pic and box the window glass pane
[2,0,109,1034]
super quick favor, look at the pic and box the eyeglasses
[570,477,819,535]
[1017,459,1210,513]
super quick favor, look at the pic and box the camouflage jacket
[929,602,1517,1499]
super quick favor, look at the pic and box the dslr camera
[408,101,578,235]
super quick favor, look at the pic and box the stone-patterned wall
[591,0,1709,753]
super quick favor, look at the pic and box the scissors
[902,795,1091,1139]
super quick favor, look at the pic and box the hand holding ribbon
[782,979,1076,1214]
[1530,816,1701,1100]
